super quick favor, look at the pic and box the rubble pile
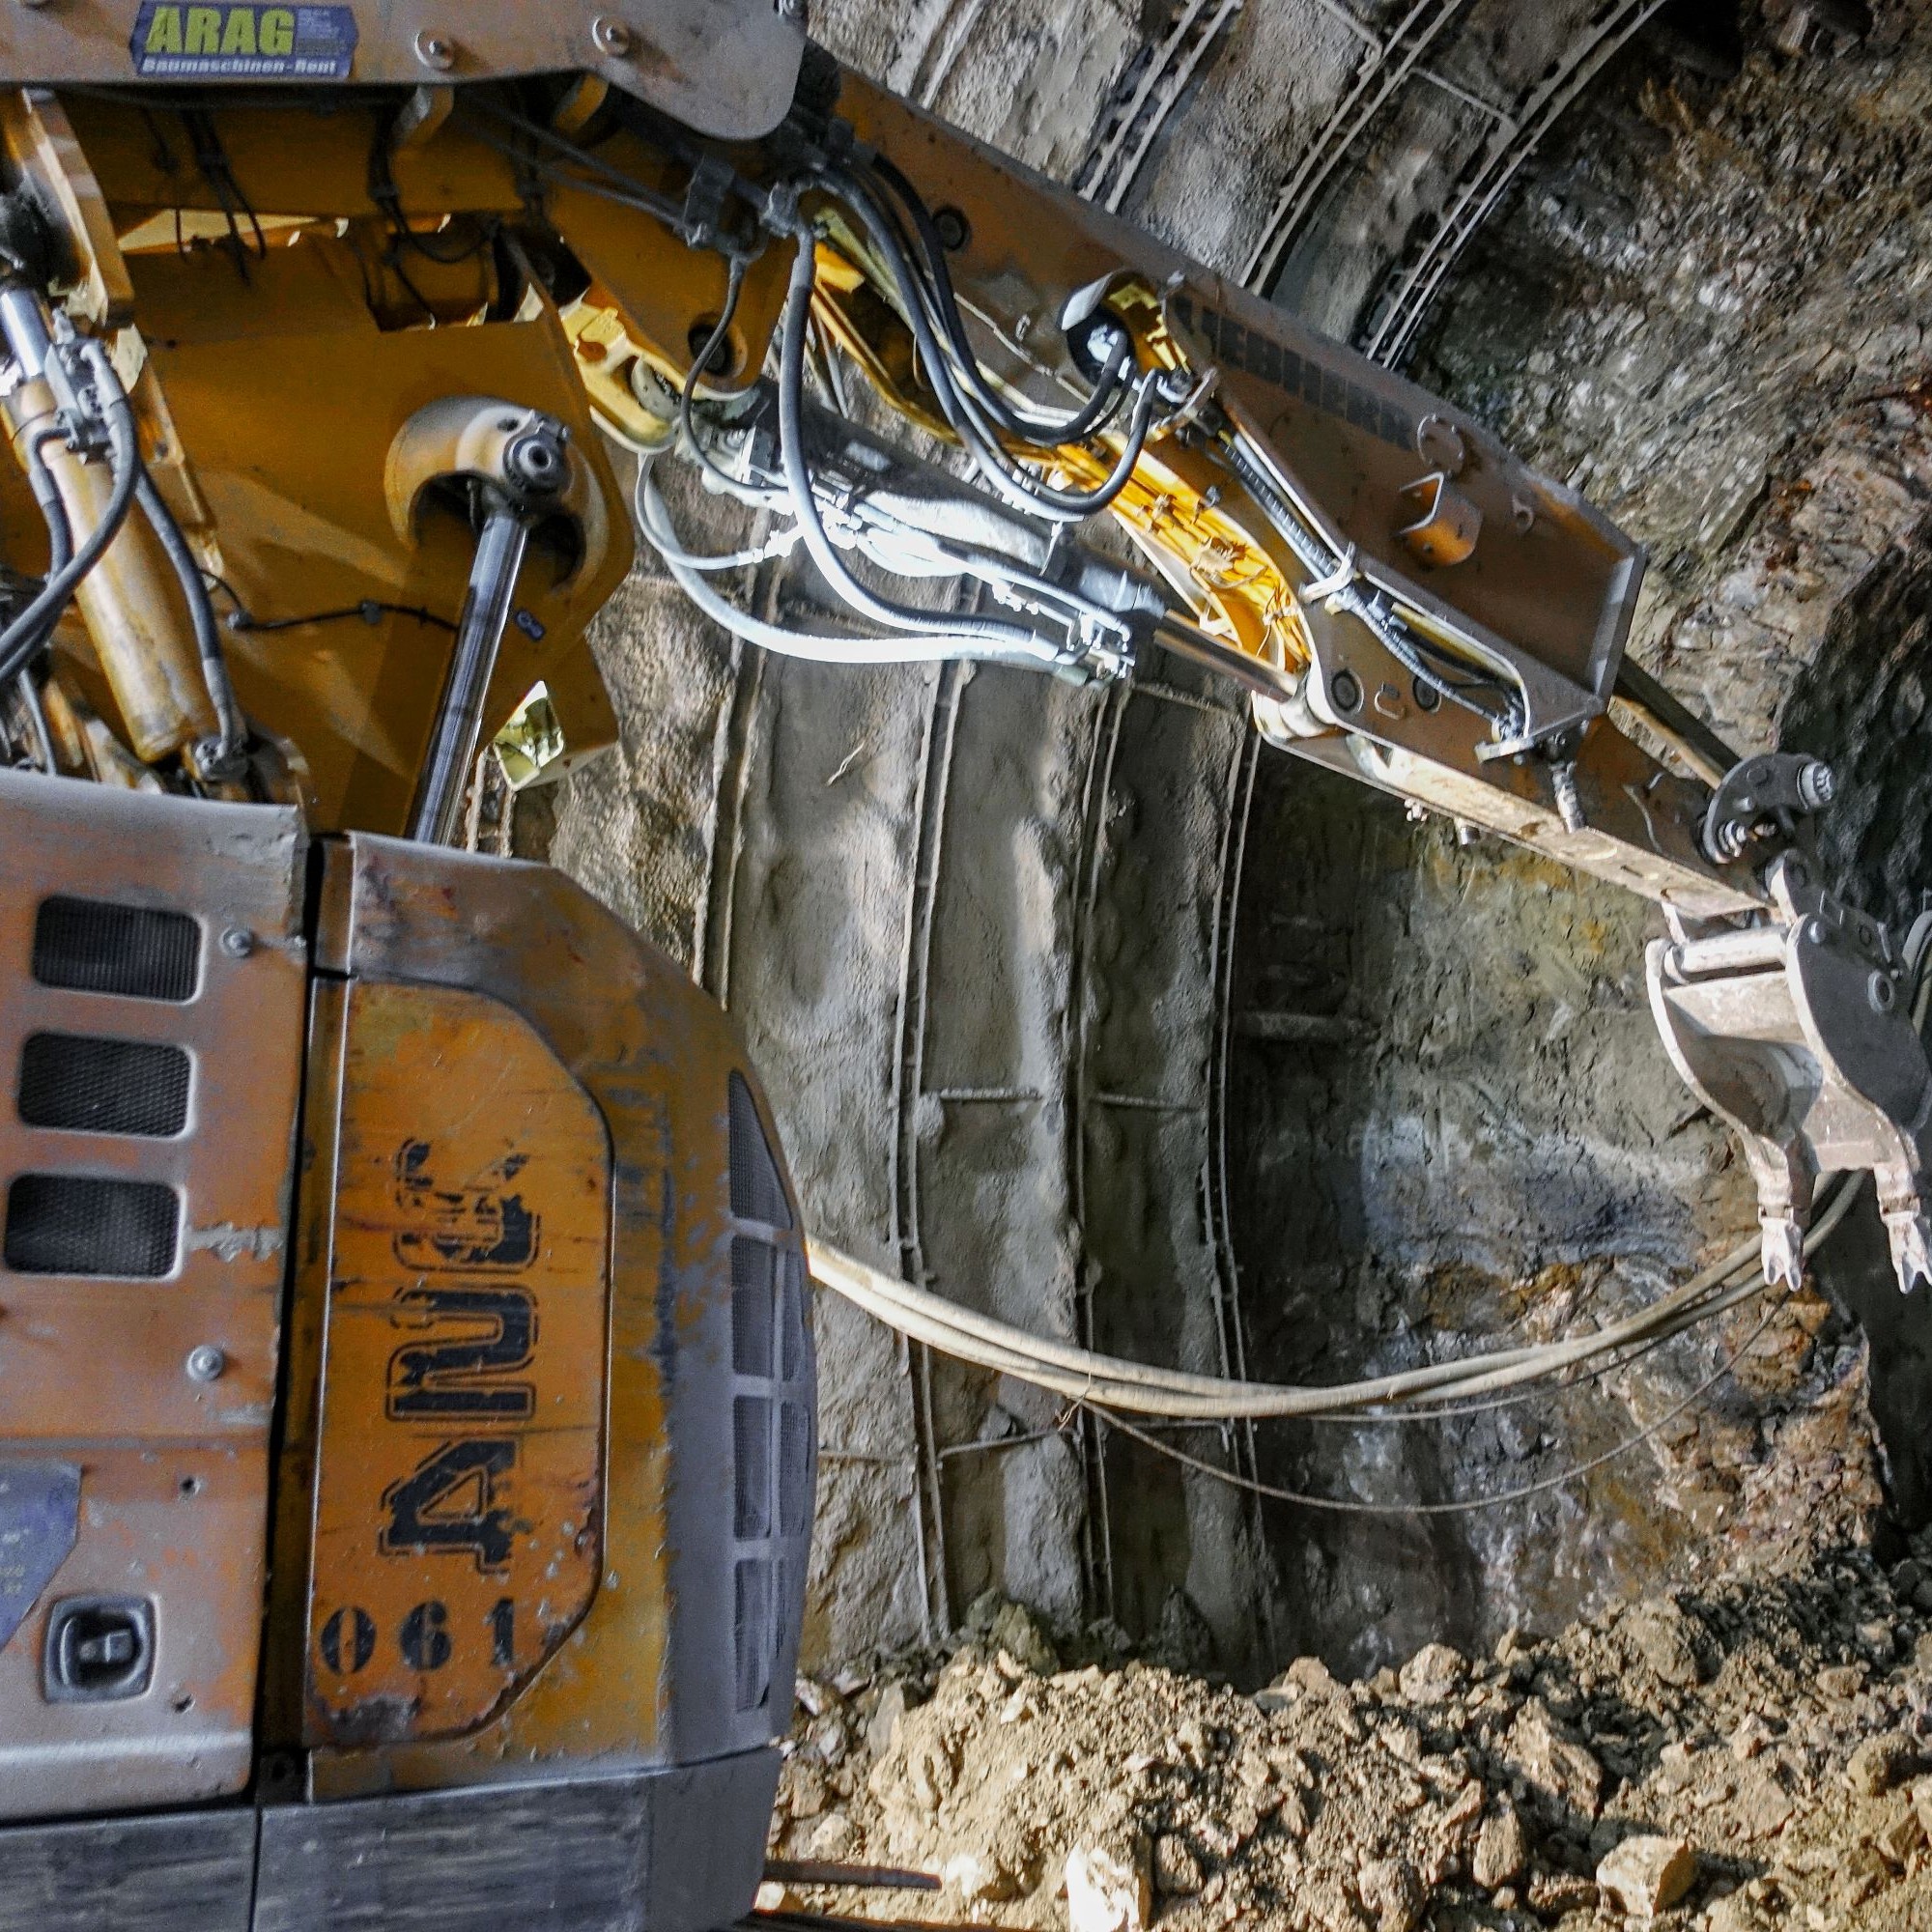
[767,1539,1932,1932]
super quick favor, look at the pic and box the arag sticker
[131,5,358,80]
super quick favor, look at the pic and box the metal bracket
[1647,854,1932,1293]
[1396,470,1481,569]
[1700,749,1835,862]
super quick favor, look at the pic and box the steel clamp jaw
[1646,855,1932,1293]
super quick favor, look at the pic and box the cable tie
[1301,545,1358,607]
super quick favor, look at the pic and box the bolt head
[1803,917,1829,947]
[185,1345,226,1384]
[218,924,253,959]
[1329,668,1363,714]
[1870,970,1897,1014]
[414,29,455,70]
[590,13,632,55]
[1799,758,1837,810]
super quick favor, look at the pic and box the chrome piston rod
[406,506,529,846]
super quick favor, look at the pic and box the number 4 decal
[379,1439,518,1572]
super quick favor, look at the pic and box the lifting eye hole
[686,317,739,379]
[933,206,971,253]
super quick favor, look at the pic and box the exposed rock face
[1223,4,1932,1674]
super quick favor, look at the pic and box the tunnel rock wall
[1213,2,1932,1679]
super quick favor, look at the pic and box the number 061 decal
[306,980,611,1747]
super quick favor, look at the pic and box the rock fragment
[1595,1833,1696,1918]
[1065,1845,1151,1932]
[1846,1732,1918,1797]
[1398,1642,1469,1705]
[1625,1597,1704,1687]
[1357,1856,1424,1932]
[1506,1698,1605,1818]
[1471,1803,1528,1889]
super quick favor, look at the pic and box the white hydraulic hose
[809,906,1932,1421]
[635,465,1058,668]
[807,1233,1764,1422]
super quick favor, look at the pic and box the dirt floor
[764,1527,1932,1932]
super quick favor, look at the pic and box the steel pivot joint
[386,397,608,846]
[1647,853,1932,1294]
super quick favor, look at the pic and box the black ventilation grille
[779,1403,811,1537]
[33,898,200,1004]
[731,1238,774,1376]
[727,1072,790,1229]
[733,1558,772,1713]
[5,1174,180,1278]
[733,1396,771,1538]
[779,1251,806,1380]
[18,1034,191,1139]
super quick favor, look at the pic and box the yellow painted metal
[290,832,797,1798]
[305,979,611,1750]
[118,241,630,830]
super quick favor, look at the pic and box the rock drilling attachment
[1648,849,1932,1293]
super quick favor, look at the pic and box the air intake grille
[33,898,200,1004]
[733,1559,773,1715]
[5,1174,180,1278]
[728,1072,790,1228]
[18,1034,191,1139]
[725,1074,811,1716]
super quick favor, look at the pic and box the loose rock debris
[768,1536,1932,1931]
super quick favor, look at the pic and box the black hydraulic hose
[133,467,246,772]
[776,229,1066,657]
[0,340,141,689]
[867,152,1134,446]
[816,165,1161,525]
[12,427,71,774]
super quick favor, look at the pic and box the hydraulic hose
[808,1237,1768,1422]
[867,151,1135,445]
[0,340,140,688]
[810,958,1932,1423]
[776,228,1071,658]
[636,464,1062,668]
[814,167,1164,525]
[133,467,246,773]
[11,425,71,774]
[1222,431,1521,736]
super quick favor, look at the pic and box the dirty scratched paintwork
[305,979,611,1747]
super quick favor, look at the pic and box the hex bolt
[590,14,632,55]
[185,1345,226,1384]
[1803,917,1829,948]
[1798,759,1837,811]
[414,29,455,70]
[218,925,253,959]
[1871,971,1897,1014]
[1329,668,1363,714]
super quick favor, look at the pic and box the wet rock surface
[770,1539,1932,1930]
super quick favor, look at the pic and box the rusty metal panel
[0,769,306,1820]
[300,834,811,1799]
[0,3,805,142]
[304,979,611,1748]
